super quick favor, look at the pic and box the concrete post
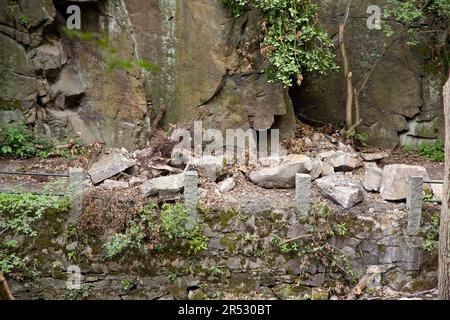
[406,176,423,236]
[295,173,311,219]
[68,167,86,224]
[184,171,199,230]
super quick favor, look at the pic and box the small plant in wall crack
[103,203,208,259]
[270,203,359,288]
[18,14,28,27]
[423,212,440,253]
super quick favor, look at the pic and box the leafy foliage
[18,14,28,27]
[220,0,338,87]
[423,212,440,252]
[383,0,450,65]
[0,123,53,158]
[344,128,369,148]
[0,123,86,159]
[402,140,444,162]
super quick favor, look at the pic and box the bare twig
[281,234,313,244]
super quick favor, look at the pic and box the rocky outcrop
[129,1,296,136]
[292,0,448,149]
[1,0,295,151]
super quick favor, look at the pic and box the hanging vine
[220,0,338,87]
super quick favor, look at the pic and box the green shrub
[423,212,440,252]
[160,203,190,239]
[418,140,445,162]
[220,0,338,87]
[402,140,444,162]
[0,123,53,158]
[0,123,85,159]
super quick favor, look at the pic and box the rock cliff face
[0,0,448,150]
[291,0,448,149]
[0,0,295,150]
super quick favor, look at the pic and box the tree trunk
[0,272,14,300]
[339,22,353,130]
[439,74,450,300]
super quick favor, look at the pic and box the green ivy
[220,0,338,87]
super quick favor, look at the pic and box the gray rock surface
[249,154,312,188]
[88,153,136,184]
[364,164,383,192]
[192,156,224,182]
[325,151,363,172]
[380,165,429,201]
[316,175,364,209]
[218,177,236,193]
[141,173,185,197]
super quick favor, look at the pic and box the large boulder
[325,151,363,172]
[28,42,65,76]
[361,151,389,162]
[218,177,236,193]
[141,173,185,197]
[0,33,39,102]
[316,175,364,209]
[52,66,85,109]
[192,156,224,182]
[88,152,136,184]
[309,157,324,180]
[364,164,383,192]
[249,155,312,188]
[380,164,429,201]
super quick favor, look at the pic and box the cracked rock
[88,152,136,184]
[380,164,429,201]
[316,175,364,209]
[249,154,312,188]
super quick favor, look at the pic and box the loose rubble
[249,154,312,188]
[218,177,236,193]
[316,175,365,209]
[324,151,363,172]
[88,152,136,184]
